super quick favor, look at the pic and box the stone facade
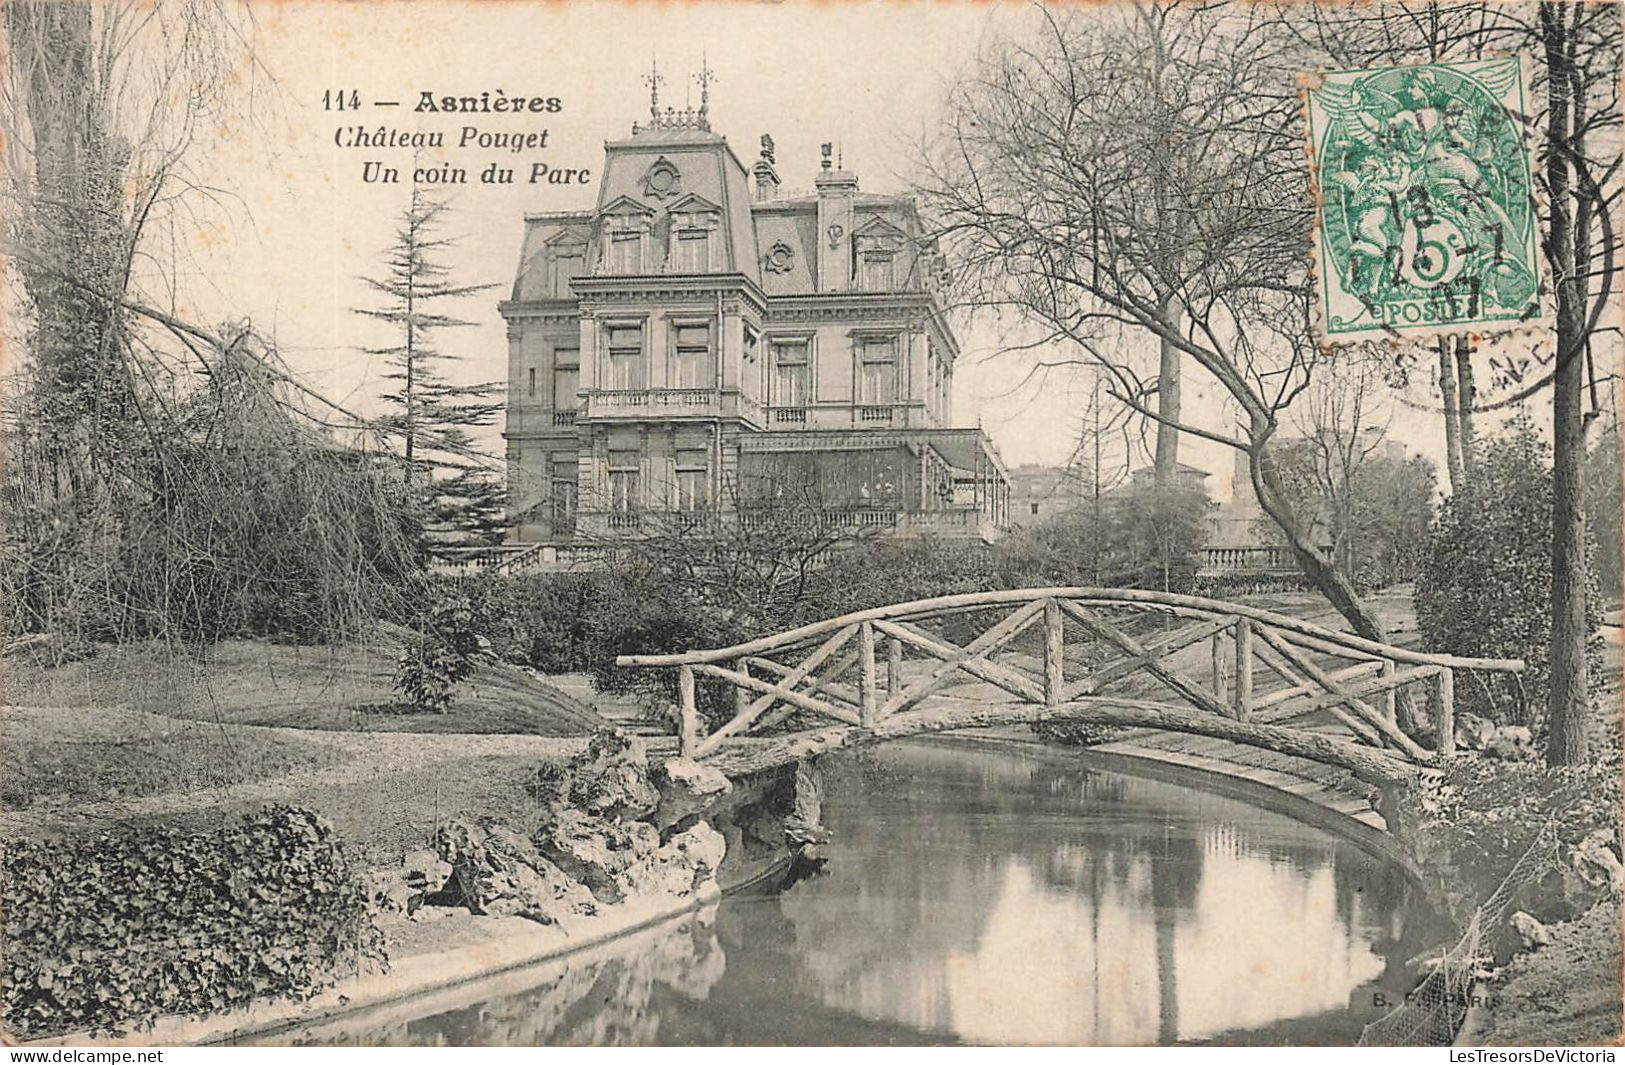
[499,104,1009,550]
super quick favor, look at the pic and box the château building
[498,85,1010,562]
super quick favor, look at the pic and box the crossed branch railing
[615,588,1525,769]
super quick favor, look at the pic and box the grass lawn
[1,706,348,811]
[130,751,559,870]
[2,638,607,867]
[4,637,609,736]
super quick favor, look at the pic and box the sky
[148,0,1588,505]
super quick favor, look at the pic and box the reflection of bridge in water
[617,588,1525,794]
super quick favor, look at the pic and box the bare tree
[1275,0,1623,764]
[916,3,1408,653]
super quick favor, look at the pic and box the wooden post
[1380,660,1396,724]
[1210,632,1227,705]
[678,664,699,758]
[1437,666,1455,757]
[887,637,903,698]
[1233,617,1252,721]
[1044,598,1064,707]
[859,621,879,728]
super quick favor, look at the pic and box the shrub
[1421,758,1620,875]
[393,594,482,712]
[1418,758,1621,927]
[1415,417,1604,728]
[1,807,384,1039]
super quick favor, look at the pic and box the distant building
[1205,429,1403,577]
[497,84,1010,563]
[1007,464,1087,528]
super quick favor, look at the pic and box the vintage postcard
[2,0,1620,1053]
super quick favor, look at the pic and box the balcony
[771,407,808,426]
[857,405,899,425]
[552,409,579,428]
[585,388,719,420]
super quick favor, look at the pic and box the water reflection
[267,740,1428,1047]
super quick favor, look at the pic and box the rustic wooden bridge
[616,588,1524,787]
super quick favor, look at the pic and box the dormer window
[664,193,722,275]
[608,232,642,274]
[853,215,908,292]
[673,229,710,272]
[861,252,895,291]
[550,242,586,298]
[595,196,654,276]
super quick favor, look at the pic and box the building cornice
[498,299,580,324]
[569,272,768,315]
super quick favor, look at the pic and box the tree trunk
[1438,337,1465,492]
[1454,336,1477,482]
[1248,433,1424,735]
[1542,2,1590,766]
[1155,294,1181,484]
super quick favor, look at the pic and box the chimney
[815,142,858,291]
[753,133,780,201]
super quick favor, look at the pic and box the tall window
[606,326,645,391]
[552,246,585,298]
[527,367,537,397]
[674,449,709,512]
[672,324,712,389]
[772,339,810,407]
[861,252,895,291]
[858,336,898,405]
[608,450,640,515]
[553,344,580,408]
[673,229,710,272]
[550,453,578,534]
[608,232,642,274]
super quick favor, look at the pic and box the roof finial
[643,55,664,124]
[695,54,716,129]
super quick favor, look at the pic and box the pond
[266,738,1435,1047]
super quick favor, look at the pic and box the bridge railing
[615,587,1524,765]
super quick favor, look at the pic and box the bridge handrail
[614,586,1526,673]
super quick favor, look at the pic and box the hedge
[2,806,385,1039]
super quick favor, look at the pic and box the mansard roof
[508,125,945,304]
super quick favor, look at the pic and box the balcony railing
[1200,545,1295,573]
[552,409,579,428]
[606,512,641,530]
[585,389,719,419]
[733,506,997,540]
[857,405,898,425]
[772,407,808,426]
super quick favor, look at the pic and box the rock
[534,811,726,905]
[1571,829,1625,895]
[367,848,453,915]
[1484,725,1535,761]
[1456,713,1495,750]
[1511,911,1552,950]
[654,758,732,830]
[434,818,597,923]
[408,903,455,923]
[567,731,661,821]
[535,808,662,904]
[619,821,727,900]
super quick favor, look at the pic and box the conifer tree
[355,185,507,555]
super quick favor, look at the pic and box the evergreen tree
[355,185,506,556]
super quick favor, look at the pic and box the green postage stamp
[1304,56,1548,343]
